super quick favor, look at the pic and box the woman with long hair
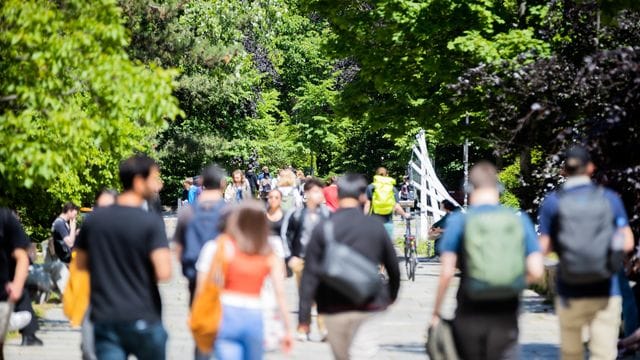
[275,169,303,213]
[224,170,252,204]
[195,201,292,359]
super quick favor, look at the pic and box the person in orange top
[63,189,117,360]
[195,201,292,359]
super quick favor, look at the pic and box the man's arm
[7,248,29,303]
[622,226,634,253]
[430,252,457,325]
[538,234,553,255]
[150,248,172,282]
[526,252,544,283]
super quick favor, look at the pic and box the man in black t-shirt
[0,208,30,358]
[76,155,172,360]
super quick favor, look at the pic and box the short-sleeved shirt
[439,204,541,313]
[366,184,400,222]
[0,209,30,301]
[538,182,628,298]
[76,205,168,323]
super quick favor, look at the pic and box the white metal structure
[408,129,462,240]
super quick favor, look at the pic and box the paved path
[6,217,560,359]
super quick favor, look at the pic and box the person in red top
[195,201,293,359]
[322,176,339,212]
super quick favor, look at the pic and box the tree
[0,0,181,238]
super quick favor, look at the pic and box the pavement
[5,216,561,359]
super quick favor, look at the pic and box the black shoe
[21,334,43,346]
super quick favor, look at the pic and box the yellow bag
[63,251,90,327]
[189,236,228,353]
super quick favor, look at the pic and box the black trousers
[16,291,38,337]
[452,311,519,360]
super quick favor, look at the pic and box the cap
[564,146,591,169]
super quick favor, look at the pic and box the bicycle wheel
[409,249,418,281]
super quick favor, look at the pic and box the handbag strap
[207,235,230,285]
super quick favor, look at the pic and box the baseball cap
[564,145,591,170]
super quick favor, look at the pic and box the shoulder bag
[320,221,381,305]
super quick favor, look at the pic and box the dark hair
[61,202,79,214]
[225,201,270,255]
[563,145,591,176]
[441,199,457,212]
[119,154,158,191]
[94,189,118,203]
[303,177,324,192]
[469,161,498,190]
[337,174,368,200]
[201,164,226,190]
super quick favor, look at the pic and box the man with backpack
[538,146,634,360]
[281,178,330,341]
[174,164,227,305]
[258,166,273,201]
[430,162,543,360]
[363,167,410,238]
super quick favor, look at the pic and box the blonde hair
[225,201,271,255]
[231,169,244,184]
[278,169,296,187]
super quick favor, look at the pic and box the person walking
[276,169,303,213]
[174,164,227,306]
[363,167,410,238]
[281,178,330,341]
[430,162,544,360]
[538,146,634,360]
[264,189,287,350]
[0,208,30,360]
[75,155,172,360]
[64,189,117,360]
[298,174,400,359]
[224,170,252,204]
[322,176,339,213]
[194,201,293,359]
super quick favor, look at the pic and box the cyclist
[363,167,410,238]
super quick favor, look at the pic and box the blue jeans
[383,221,394,240]
[215,305,264,360]
[619,270,639,336]
[93,320,167,360]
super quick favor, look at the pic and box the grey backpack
[555,186,617,285]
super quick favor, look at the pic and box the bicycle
[403,214,418,282]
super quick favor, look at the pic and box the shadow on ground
[520,343,558,359]
[379,342,425,354]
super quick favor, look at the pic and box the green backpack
[463,208,526,300]
[371,175,396,215]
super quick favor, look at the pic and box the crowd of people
[0,145,639,360]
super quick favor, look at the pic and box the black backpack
[554,186,619,285]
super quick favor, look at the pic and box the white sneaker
[8,311,32,331]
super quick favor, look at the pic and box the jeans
[81,310,96,360]
[619,270,639,337]
[383,221,394,240]
[215,305,264,360]
[93,320,167,360]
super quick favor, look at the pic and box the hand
[403,213,412,220]
[70,218,77,231]
[281,333,293,354]
[429,313,441,328]
[6,281,24,303]
[287,257,304,272]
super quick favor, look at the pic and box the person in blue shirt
[538,146,634,360]
[430,162,543,360]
